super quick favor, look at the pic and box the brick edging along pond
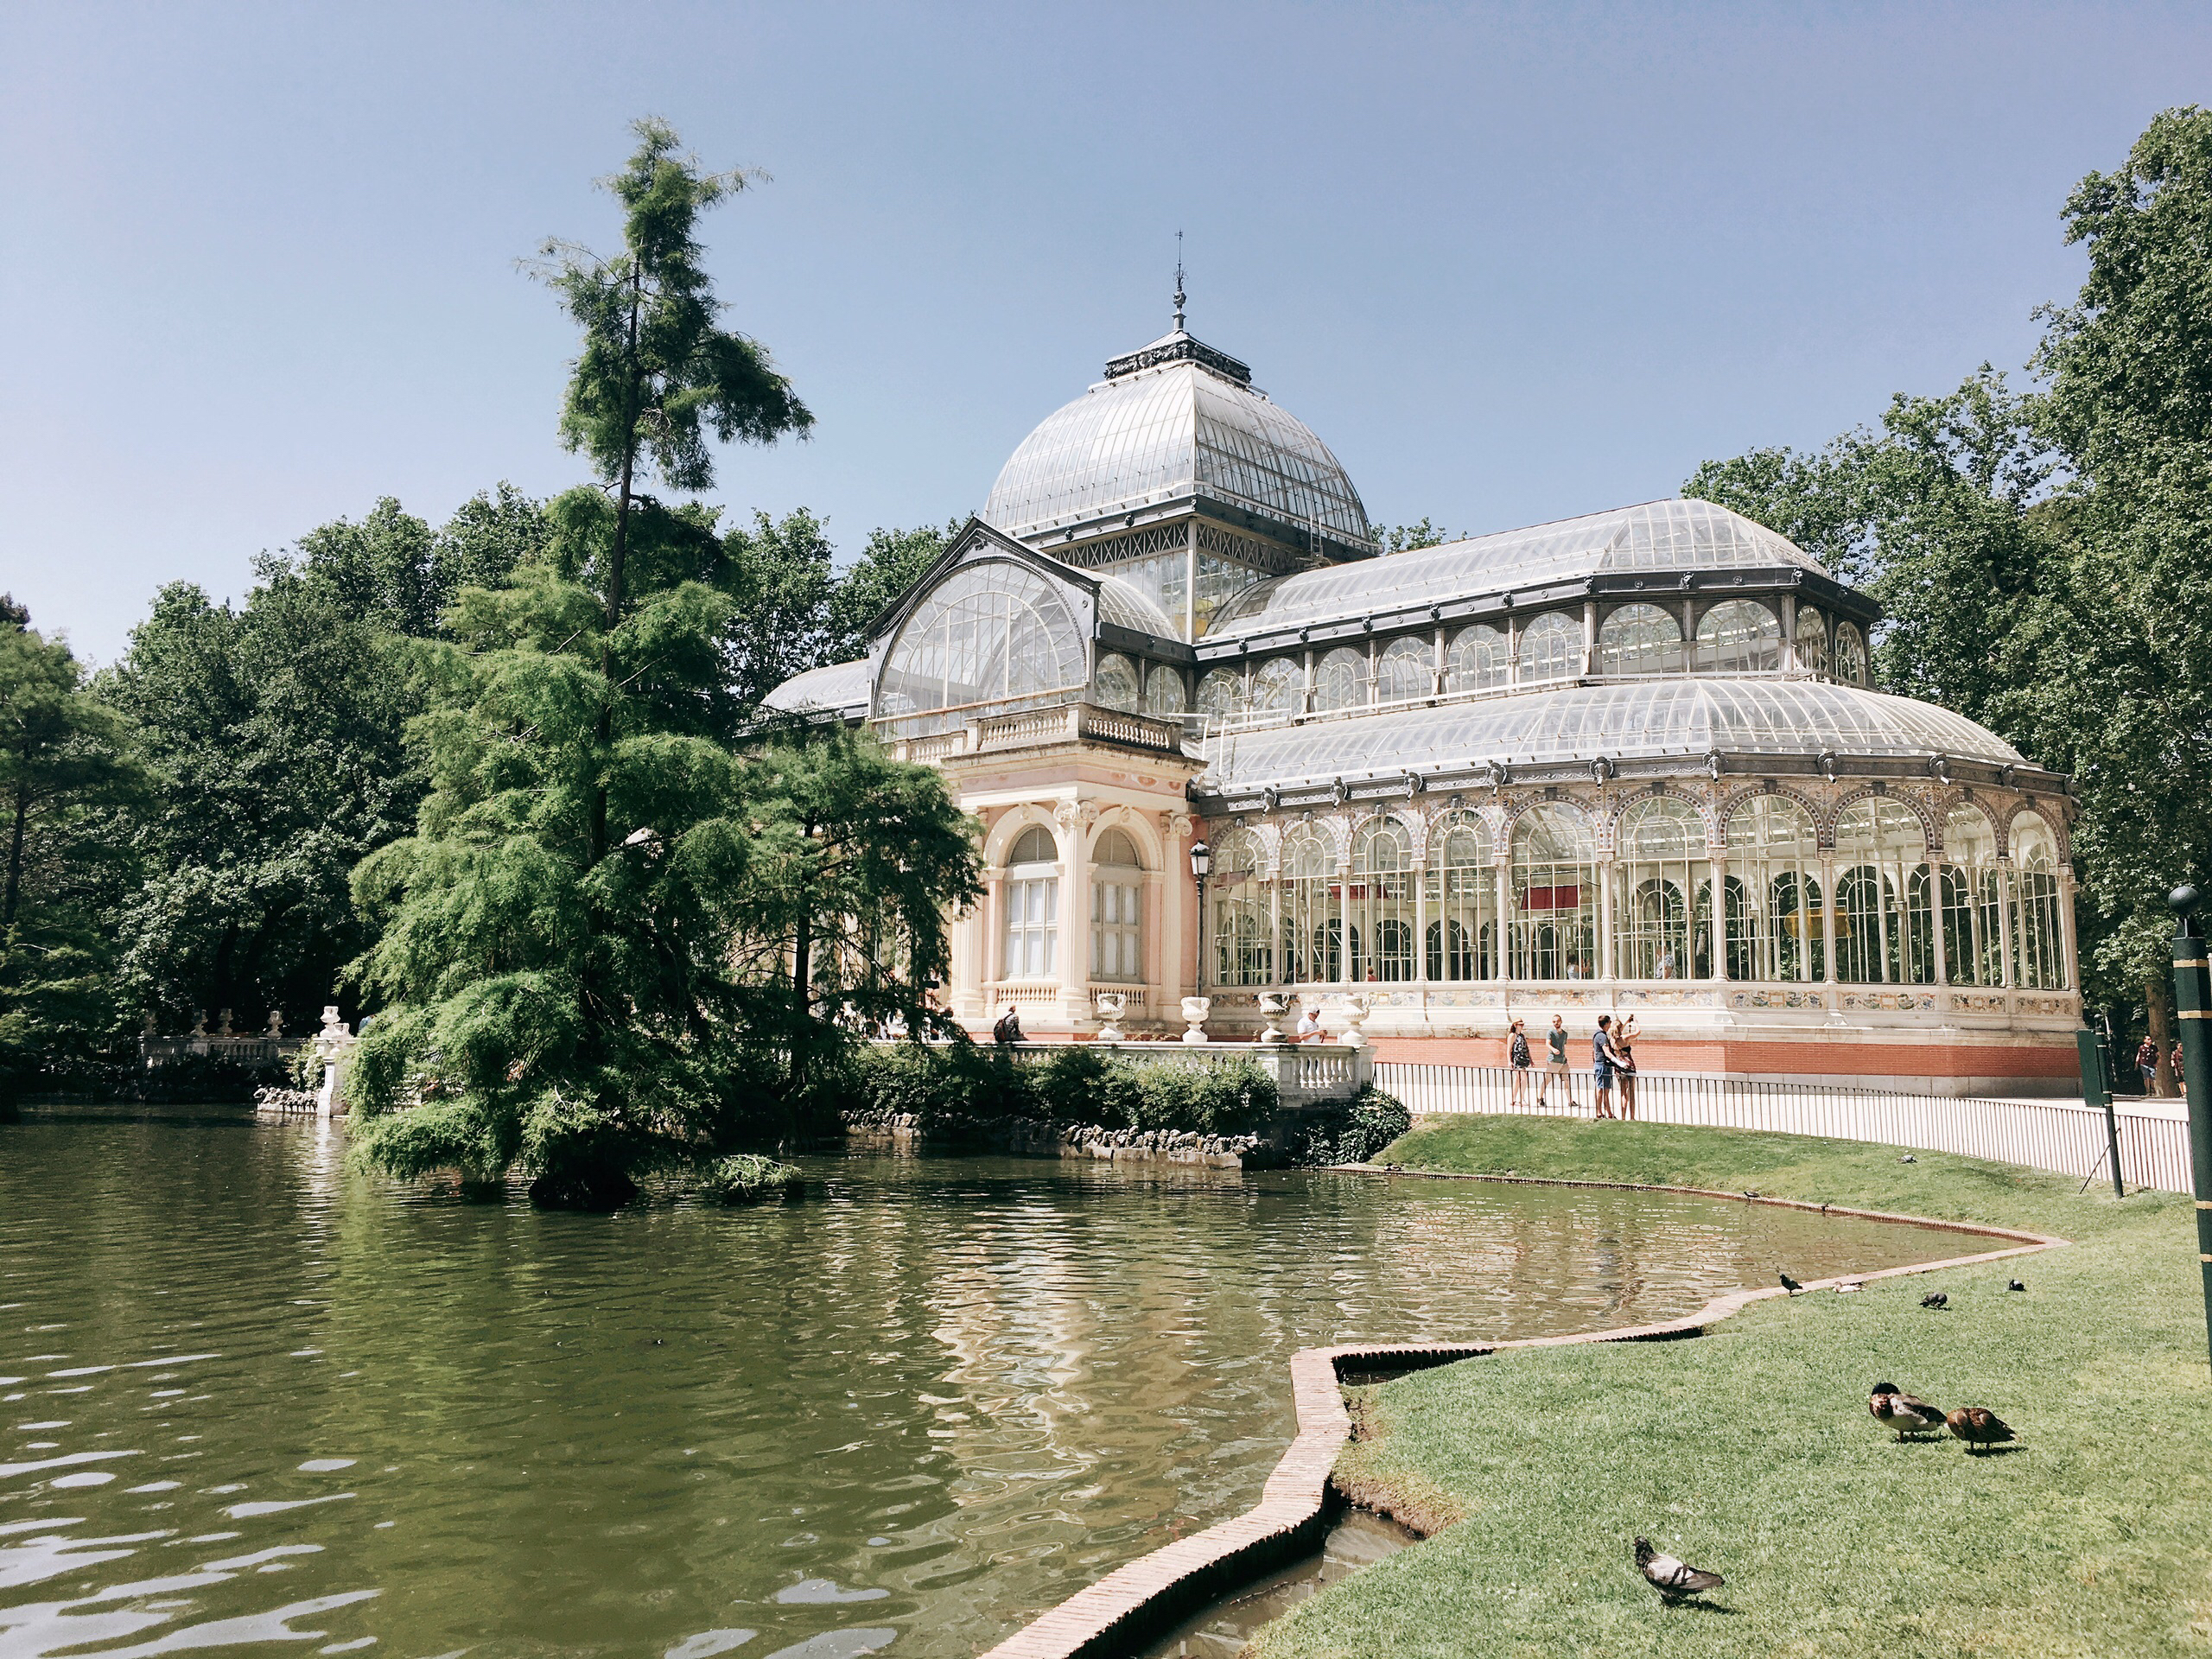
[975,1169,2068,1659]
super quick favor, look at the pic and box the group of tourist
[2136,1034,2188,1095]
[1508,1013,1640,1120]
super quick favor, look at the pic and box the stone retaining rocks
[841,1113,1263,1168]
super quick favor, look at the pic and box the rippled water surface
[1,1106,1948,1658]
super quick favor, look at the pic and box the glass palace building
[766,321,2081,1092]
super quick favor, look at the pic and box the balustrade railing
[1374,1061,2193,1192]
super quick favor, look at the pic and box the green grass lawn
[1247,1115,2212,1659]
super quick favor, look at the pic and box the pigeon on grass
[1920,1291,1948,1310]
[1636,1537,1725,1603]
[1779,1272,1804,1294]
[1947,1406,2016,1454]
[1868,1382,1946,1440]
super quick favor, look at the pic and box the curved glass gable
[875,562,1085,734]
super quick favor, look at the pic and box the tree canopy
[338,121,975,1205]
[1687,104,2212,1084]
[0,607,137,1109]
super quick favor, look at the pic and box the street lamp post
[2169,885,2212,1372]
[1189,838,1212,997]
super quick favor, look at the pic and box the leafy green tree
[1373,519,1461,555]
[93,489,543,1040]
[0,606,137,1109]
[1685,366,2059,720]
[734,728,980,1099]
[99,575,424,1035]
[343,485,976,1201]
[529,115,812,867]
[723,507,836,708]
[345,486,770,1205]
[825,521,959,659]
[342,120,907,1207]
[2024,105,2212,1078]
[1684,107,2212,1091]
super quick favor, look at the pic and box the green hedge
[851,1042,1279,1137]
[697,1154,804,1205]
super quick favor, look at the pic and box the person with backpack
[1592,1014,1618,1119]
[992,1004,1024,1046]
[1508,1019,1533,1108]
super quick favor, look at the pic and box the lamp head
[1188,838,1211,880]
[2173,884,2202,938]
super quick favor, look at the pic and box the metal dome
[982,332,1374,559]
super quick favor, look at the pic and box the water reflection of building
[767,308,2079,1094]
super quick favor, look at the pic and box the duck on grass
[1248,1115,2210,1659]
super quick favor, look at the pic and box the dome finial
[1173,230,1186,333]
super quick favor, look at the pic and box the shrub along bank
[841,1041,1408,1165]
[1246,1116,2211,1659]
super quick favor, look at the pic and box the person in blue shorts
[1592,1014,1616,1119]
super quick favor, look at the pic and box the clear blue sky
[5,3,2207,663]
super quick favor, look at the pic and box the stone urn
[1095,993,1127,1046]
[1256,991,1289,1046]
[1337,994,1371,1050]
[1179,995,1212,1045]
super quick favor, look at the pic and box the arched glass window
[1425,813,1495,982]
[1446,624,1508,692]
[1598,603,1684,677]
[1210,826,1271,988]
[1002,824,1059,980]
[1940,807,2004,986]
[1143,665,1186,718]
[2010,812,2067,988]
[878,562,1085,733]
[1312,647,1368,713]
[1351,818,1414,982]
[1510,803,1597,980]
[1796,609,1830,678]
[1834,799,1933,984]
[1694,600,1783,672]
[1094,652,1139,712]
[1518,612,1581,683]
[1280,824,1337,983]
[1376,635,1433,703]
[1197,667,1246,724]
[1090,829,1143,982]
[1834,622,1868,687]
[1726,794,1823,982]
[1616,797,1711,980]
[1251,657,1304,718]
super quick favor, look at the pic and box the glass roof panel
[1198,680,2024,795]
[1207,499,1828,636]
[760,658,869,716]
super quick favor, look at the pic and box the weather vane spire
[1173,231,1186,333]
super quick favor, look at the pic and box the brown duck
[1869,1382,1946,1440]
[1947,1406,2016,1453]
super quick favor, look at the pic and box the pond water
[1,1106,1948,1659]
